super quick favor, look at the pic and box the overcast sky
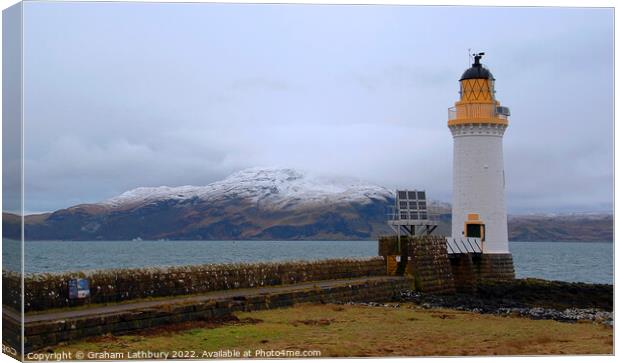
[19,3,613,214]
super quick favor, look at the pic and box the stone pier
[378,235,515,293]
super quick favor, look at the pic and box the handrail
[471,238,482,252]
[445,237,482,254]
[466,238,476,253]
[452,238,463,254]
[386,207,440,222]
[448,104,509,121]
[460,239,471,253]
[446,242,454,254]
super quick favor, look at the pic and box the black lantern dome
[459,52,494,81]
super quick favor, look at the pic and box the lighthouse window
[419,212,427,220]
[400,211,409,220]
[417,191,425,200]
[409,202,418,210]
[418,201,426,210]
[399,201,408,209]
[407,191,416,199]
[398,191,407,199]
[409,212,419,220]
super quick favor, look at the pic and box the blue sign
[68,279,90,299]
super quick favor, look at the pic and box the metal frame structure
[387,189,438,237]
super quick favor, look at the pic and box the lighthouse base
[446,253,515,293]
[474,253,516,281]
[378,235,515,294]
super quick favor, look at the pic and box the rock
[397,288,613,326]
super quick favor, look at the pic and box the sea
[2,240,613,285]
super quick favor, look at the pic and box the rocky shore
[397,291,613,326]
[344,278,614,327]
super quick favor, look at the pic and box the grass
[48,303,612,357]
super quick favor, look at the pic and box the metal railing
[386,207,439,223]
[445,237,482,254]
[448,104,509,121]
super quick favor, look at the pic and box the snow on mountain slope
[17,167,612,241]
[101,167,394,210]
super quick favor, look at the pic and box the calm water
[2,240,613,284]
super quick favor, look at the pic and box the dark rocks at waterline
[474,278,613,311]
[398,278,612,326]
[397,278,612,312]
[498,307,612,326]
[339,295,613,326]
[397,290,613,327]
[340,278,613,327]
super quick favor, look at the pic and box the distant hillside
[11,168,397,241]
[508,214,613,242]
[1,168,613,242]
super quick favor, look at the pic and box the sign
[68,278,90,299]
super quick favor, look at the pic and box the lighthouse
[448,53,511,254]
[378,52,515,286]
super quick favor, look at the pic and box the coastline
[6,241,613,285]
[28,277,613,357]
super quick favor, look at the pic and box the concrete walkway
[9,276,406,324]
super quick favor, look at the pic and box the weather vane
[472,51,485,66]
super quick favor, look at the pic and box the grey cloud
[18,4,613,215]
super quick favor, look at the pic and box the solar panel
[395,189,429,221]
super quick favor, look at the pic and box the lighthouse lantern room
[448,53,511,254]
[377,52,515,284]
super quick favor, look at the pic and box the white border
[0,2,616,363]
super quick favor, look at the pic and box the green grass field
[48,303,613,358]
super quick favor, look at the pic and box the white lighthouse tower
[448,53,511,254]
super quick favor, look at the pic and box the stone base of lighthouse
[378,235,515,294]
[474,253,516,281]
[447,253,516,293]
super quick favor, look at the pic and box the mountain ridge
[2,168,613,242]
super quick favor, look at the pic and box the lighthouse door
[465,223,485,241]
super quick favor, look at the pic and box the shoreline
[4,240,614,286]
[34,277,613,356]
[4,275,613,354]
[399,278,613,326]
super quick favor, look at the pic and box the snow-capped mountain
[21,168,402,241]
[10,167,612,242]
[101,167,393,211]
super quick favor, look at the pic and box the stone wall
[2,270,22,312]
[379,235,455,294]
[473,254,516,281]
[448,254,477,293]
[378,235,403,256]
[379,235,515,293]
[2,308,21,358]
[19,277,413,352]
[449,253,516,292]
[406,236,455,294]
[14,257,386,312]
